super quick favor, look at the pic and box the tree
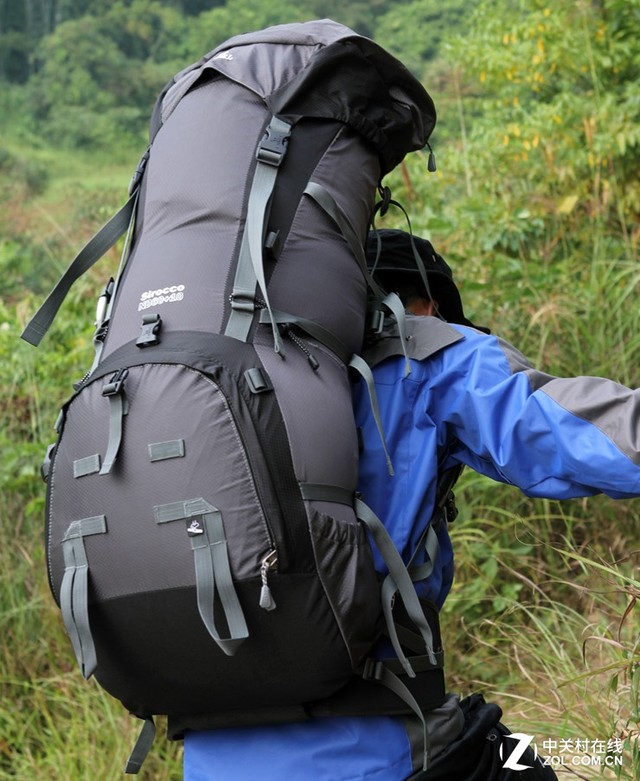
[182,0,316,61]
[26,1,187,147]
[435,0,640,260]
[374,0,477,77]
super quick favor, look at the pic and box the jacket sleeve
[430,328,640,500]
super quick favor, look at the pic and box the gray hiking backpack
[22,19,446,773]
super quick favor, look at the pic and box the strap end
[20,321,45,347]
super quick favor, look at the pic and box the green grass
[1,109,638,781]
[443,478,639,780]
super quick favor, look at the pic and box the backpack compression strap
[60,515,108,679]
[225,116,292,352]
[153,498,249,655]
[20,147,147,347]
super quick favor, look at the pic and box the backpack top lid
[152,19,436,177]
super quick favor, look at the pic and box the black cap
[366,229,484,330]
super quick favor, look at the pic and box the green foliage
[374,0,476,76]
[181,0,315,61]
[435,0,640,262]
[306,0,390,37]
[28,1,188,149]
[0,147,49,197]
[442,476,640,778]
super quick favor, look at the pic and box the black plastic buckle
[256,122,291,166]
[136,313,162,348]
[129,147,150,194]
[41,443,56,482]
[102,368,129,396]
[377,185,392,217]
[244,367,272,394]
[362,658,384,681]
[443,494,459,524]
[368,308,385,335]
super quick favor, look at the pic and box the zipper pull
[280,325,319,371]
[259,549,278,611]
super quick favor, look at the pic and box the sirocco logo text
[500,733,537,771]
[138,284,185,311]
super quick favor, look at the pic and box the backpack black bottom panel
[91,573,356,717]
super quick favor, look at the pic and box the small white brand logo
[213,51,233,61]
[138,284,185,311]
[500,733,537,771]
[187,520,204,536]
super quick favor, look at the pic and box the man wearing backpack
[183,228,639,780]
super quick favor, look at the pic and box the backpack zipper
[259,549,278,610]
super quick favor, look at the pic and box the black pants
[408,694,558,781]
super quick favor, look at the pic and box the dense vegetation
[1,0,638,778]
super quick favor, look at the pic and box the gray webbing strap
[370,196,437,314]
[60,515,107,679]
[303,182,371,287]
[258,309,351,364]
[303,181,390,306]
[192,509,248,655]
[124,717,156,775]
[225,116,292,351]
[363,659,431,772]
[355,499,437,671]
[407,524,440,583]
[381,292,411,376]
[100,371,129,475]
[303,181,416,380]
[89,185,139,376]
[367,228,412,374]
[407,466,462,582]
[224,229,257,343]
[299,482,354,506]
[153,498,248,655]
[408,230,437,310]
[349,355,394,476]
[21,193,137,347]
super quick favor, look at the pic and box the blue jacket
[184,319,640,780]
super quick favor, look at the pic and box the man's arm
[432,328,640,500]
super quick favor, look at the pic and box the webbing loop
[355,498,438,670]
[124,717,156,775]
[99,368,129,475]
[153,498,248,655]
[349,355,394,477]
[60,515,107,679]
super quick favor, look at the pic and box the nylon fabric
[355,321,640,595]
[32,19,443,774]
[158,19,436,175]
[101,80,265,358]
[184,716,415,781]
[48,362,275,602]
[253,334,359,503]
[184,319,640,780]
